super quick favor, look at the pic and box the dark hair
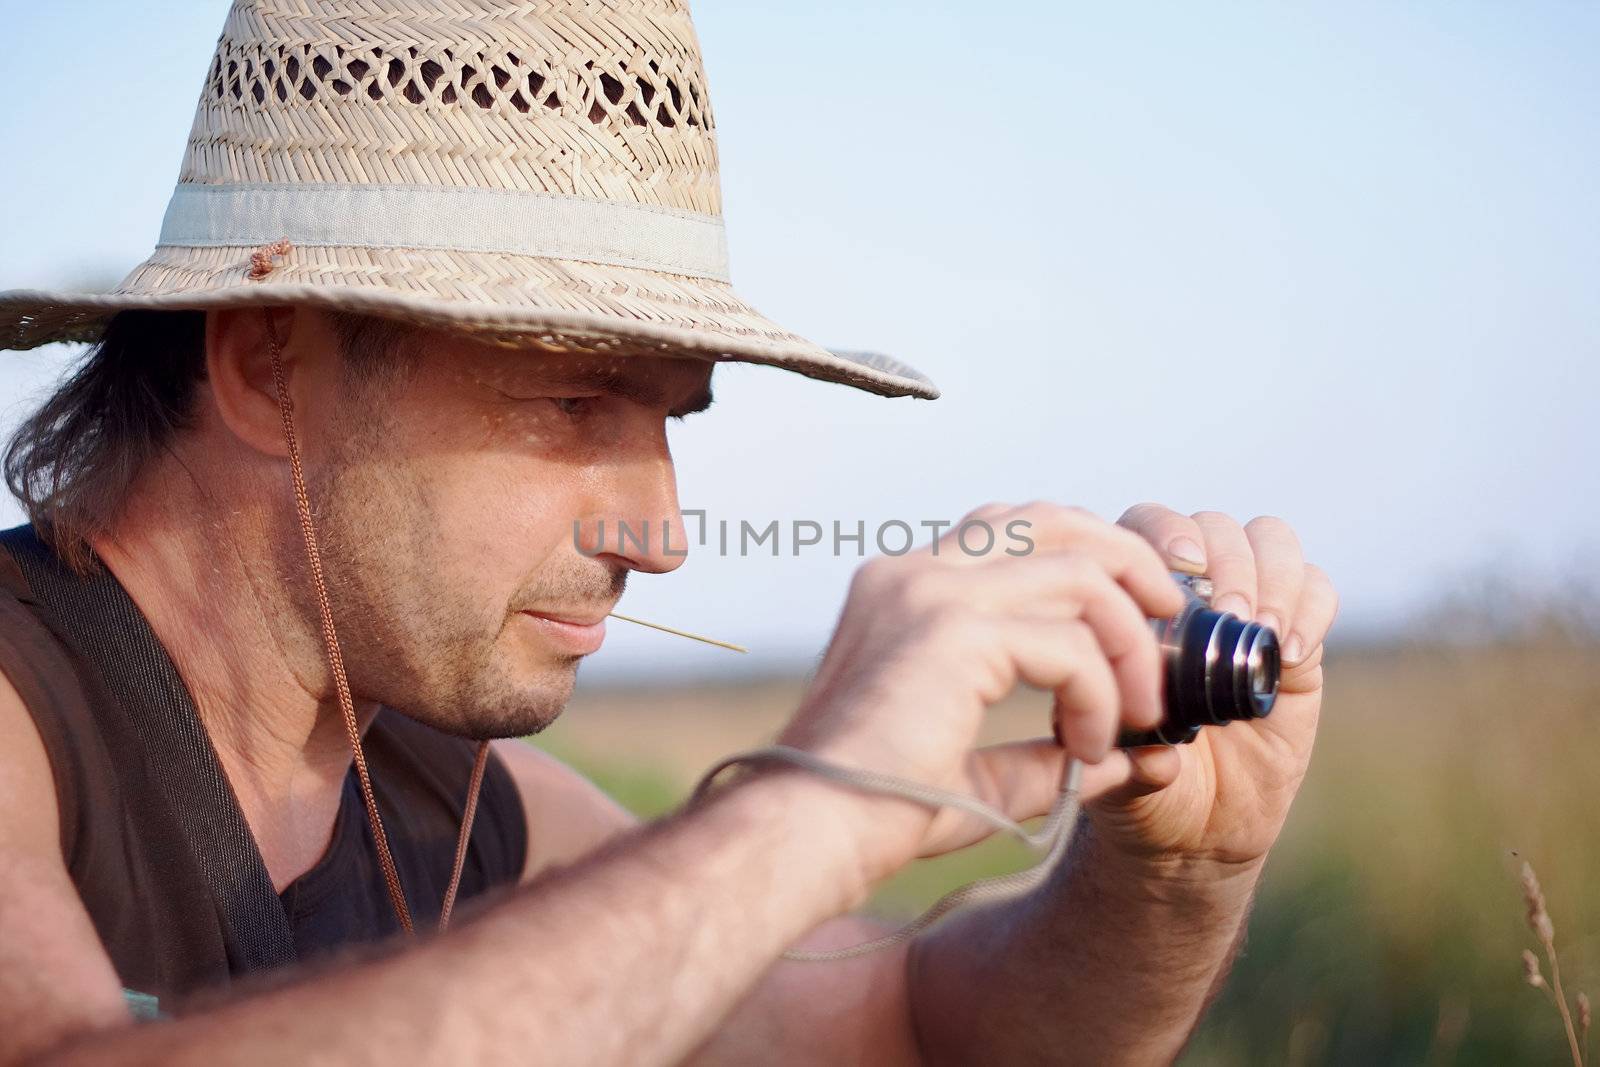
[4,308,411,573]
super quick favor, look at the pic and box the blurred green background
[535,606,1599,1064]
[2,5,1592,1062]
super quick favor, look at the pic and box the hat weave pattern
[188,3,717,209]
[0,0,938,400]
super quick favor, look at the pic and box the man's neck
[89,459,373,890]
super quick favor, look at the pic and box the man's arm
[493,739,924,1065]
[0,672,883,1067]
[0,673,130,1065]
[905,822,1261,1064]
[901,505,1336,1064]
[491,740,1251,1065]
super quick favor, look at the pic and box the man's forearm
[906,818,1262,1065]
[43,768,870,1067]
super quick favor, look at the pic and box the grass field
[533,626,1599,1064]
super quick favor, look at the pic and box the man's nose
[593,435,689,576]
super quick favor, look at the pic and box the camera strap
[687,745,1085,962]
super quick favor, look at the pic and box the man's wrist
[711,763,898,915]
[1071,815,1266,912]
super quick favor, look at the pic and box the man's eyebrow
[527,367,714,416]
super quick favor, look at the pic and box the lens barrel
[1116,580,1281,748]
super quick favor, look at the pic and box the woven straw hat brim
[0,247,937,401]
[0,0,939,400]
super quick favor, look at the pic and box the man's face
[292,318,711,739]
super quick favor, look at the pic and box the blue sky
[1,2,1595,678]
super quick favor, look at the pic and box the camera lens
[1116,596,1282,748]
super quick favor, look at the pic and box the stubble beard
[280,427,589,741]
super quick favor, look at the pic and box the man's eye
[552,397,593,417]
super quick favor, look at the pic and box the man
[0,1,1337,1064]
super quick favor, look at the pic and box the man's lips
[518,609,608,655]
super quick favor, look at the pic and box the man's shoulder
[0,544,113,831]
[0,547,128,870]
[0,638,67,856]
[489,738,637,882]
[0,526,117,748]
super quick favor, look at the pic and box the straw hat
[0,0,938,400]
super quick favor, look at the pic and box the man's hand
[775,501,1186,884]
[1098,505,1339,871]
[898,504,1338,1066]
[774,500,1337,889]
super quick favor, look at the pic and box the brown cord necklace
[257,293,746,937]
[265,312,485,935]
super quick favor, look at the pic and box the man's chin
[386,669,576,741]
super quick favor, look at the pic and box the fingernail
[1169,537,1207,570]
[1257,612,1283,637]
[1284,633,1306,664]
[1215,593,1251,618]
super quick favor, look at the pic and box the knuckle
[962,500,1012,523]
[1059,623,1106,671]
[1057,504,1101,530]
[1059,617,1095,648]
[1075,562,1145,619]
[1245,514,1302,547]
[1208,547,1255,574]
[852,554,903,595]
[1316,572,1341,616]
[1112,521,1161,555]
[924,604,984,647]
[1021,500,1089,527]
[1118,501,1168,525]
[1052,506,1114,546]
[853,554,889,585]
[1191,509,1237,528]
[1014,503,1139,557]
[1051,551,1106,589]
[1303,562,1337,600]
[896,568,953,614]
[1286,661,1325,692]
[1245,513,1289,532]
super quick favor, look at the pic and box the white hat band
[157,183,732,283]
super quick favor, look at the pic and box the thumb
[966,737,1136,821]
[1092,743,1183,810]
[919,739,1134,858]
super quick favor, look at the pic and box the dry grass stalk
[1525,949,1548,990]
[1519,861,1586,1065]
[1581,992,1592,1064]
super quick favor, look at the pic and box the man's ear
[205,305,303,458]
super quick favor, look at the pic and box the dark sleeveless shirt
[0,525,527,1011]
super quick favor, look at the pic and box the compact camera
[1116,574,1281,747]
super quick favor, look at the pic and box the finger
[986,502,1184,619]
[1093,745,1184,807]
[921,741,1133,857]
[1003,617,1122,761]
[1191,511,1257,619]
[1283,562,1339,667]
[973,555,1163,727]
[929,502,1023,564]
[1125,744,1183,793]
[967,739,1134,819]
[1118,502,1209,576]
[1243,516,1305,639]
